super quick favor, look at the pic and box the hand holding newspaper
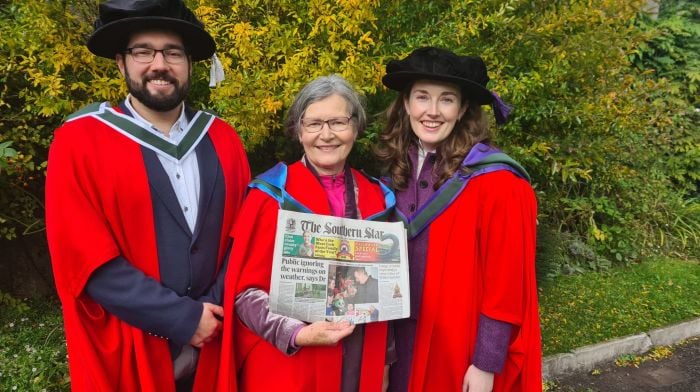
[269,210,410,325]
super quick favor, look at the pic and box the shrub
[370,0,699,263]
[198,0,383,147]
[0,0,118,240]
[0,0,697,268]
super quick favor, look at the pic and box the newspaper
[269,210,410,324]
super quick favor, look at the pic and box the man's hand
[189,302,224,348]
[294,320,355,347]
[462,364,494,392]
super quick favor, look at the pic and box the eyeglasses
[300,116,353,133]
[123,47,188,64]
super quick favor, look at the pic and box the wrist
[289,324,305,351]
[294,325,309,346]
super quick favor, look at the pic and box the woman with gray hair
[212,75,395,391]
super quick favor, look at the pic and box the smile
[421,120,443,129]
[148,79,172,86]
[316,145,340,151]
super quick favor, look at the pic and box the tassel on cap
[209,53,225,87]
[491,91,512,125]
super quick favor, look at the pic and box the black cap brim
[382,71,493,105]
[87,16,215,61]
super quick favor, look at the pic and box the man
[45,1,250,391]
[352,267,379,304]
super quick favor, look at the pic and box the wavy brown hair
[374,87,492,191]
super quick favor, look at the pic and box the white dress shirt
[125,96,200,232]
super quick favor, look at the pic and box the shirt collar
[414,142,436,177]
[124,95,188,143]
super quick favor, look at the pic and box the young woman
[376,47,541,392]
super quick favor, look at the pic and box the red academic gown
[45,107,250,392]
[209,161,388,392]
[408,171,541,391]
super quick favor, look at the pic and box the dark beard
[124,67,190,112]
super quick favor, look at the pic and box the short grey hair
[285,74,367,138]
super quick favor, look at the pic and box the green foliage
[629,1,699,197]
[625,0,700,258]
[198,0,383,147]
[378,0,699,264]
[539,257,700,355]
[660,197,700,254]
[0,0,697,265]
[0,290,30,313]
[632,2,699,106]
[0,297,69,391]
[0,141,17,170]
[0,0,116,239]
[536,225,613,283]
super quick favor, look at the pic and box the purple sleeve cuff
[472,314,513,373]
[288,324,305,353]
[234,288,307,355]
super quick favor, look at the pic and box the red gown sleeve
[46,125,130,299]
[46,121,174,392]
[476,170,538,327]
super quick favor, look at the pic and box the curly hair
[374,86,492,191]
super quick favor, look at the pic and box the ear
[403,96,411,116]
[116,54,126,77]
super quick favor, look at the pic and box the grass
[0,296,69,392]
[539,256,700,355]
[1,257,699,389]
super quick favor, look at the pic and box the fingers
[332,322,355,339]
[189,303,224,347]
[462,365,494,392]
[202,303,224,334]
[327,320,352,330]
[296,321,356,346]
[323,326,353,343]
[203,302,225,318]
[192,340,205,348]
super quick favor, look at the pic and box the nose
[319,122,335,138]
[150,51,169,69]
[427,100,439,117]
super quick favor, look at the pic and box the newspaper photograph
[269,210,410,325]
